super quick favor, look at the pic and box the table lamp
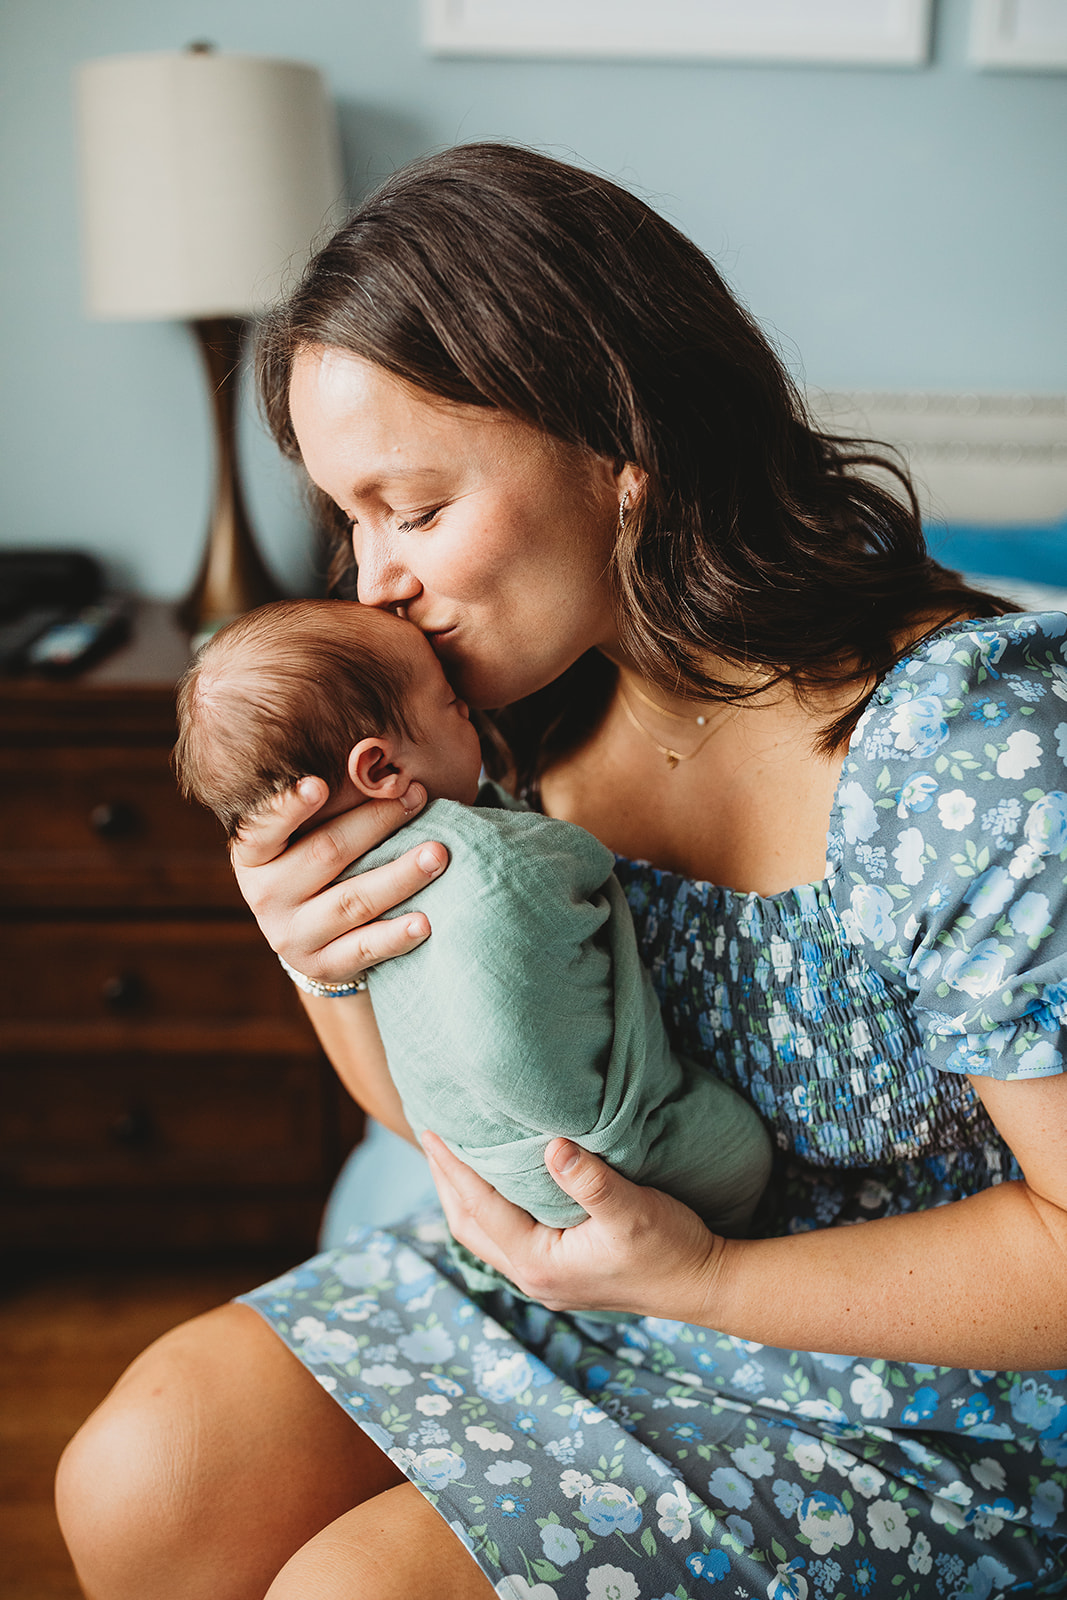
[76,45,343,638]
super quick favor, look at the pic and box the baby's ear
[348,736,410,799]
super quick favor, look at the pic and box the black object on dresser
[0,601,362,1259]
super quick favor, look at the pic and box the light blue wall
[2,0,1064,599]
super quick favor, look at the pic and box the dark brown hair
[173,600,416,838]
[257,142,1009,786]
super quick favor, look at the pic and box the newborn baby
[174,600,772,1296]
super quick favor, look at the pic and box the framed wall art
[422,0,934,66]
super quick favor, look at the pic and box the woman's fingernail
[553,1141,580,1175]
[406,917,427,940]
[402,783,426,813]
[297,777,319,800]
[418,847,444,877]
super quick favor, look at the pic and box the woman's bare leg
[55,1302,405,1600]
[265,1485,497,1599]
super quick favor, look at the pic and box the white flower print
[848,1462,886,1499]
[838,781,880,844]
[585,1565,640,1600]
[789,1436,826,1475]
[893,826,926,885]
[1057,721,1067,762]
[466,1424,515,1451]
[941,939,1011,1000]
[889,694,949,757]
[560,1469,594,1499]
[867,1498,912,1551]
[796,1490,854,1554]
[996,728,1043,779]
[415,1393,451,1415]
[360,1364,414,1388]
[655,1479,693,1541]
[971,1457,1007,1492]
[731,1442,775,1478]
[936,789,975,831]
[849,1365,893,1419]
[908,1530,933,1574]
[496,1580,558,1600]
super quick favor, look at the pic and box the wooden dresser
[0,602,361,1260]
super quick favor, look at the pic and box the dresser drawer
[0,1050,328,1191]
[1,921,297,1026]
[0,746,238,908]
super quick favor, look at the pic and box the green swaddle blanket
[347,782,771,1297]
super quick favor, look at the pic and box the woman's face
[288,346,624,708]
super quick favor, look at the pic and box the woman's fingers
[231,777,330,870]
[423,1133,540,1275]
[543,1139,633,1220]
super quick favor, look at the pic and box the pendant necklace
[617,682,732,770]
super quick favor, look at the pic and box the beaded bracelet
[277,953,369,998]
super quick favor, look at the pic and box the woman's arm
[424,1070,1067,1370]
[227,776,442,1144]
[298,991,416,1144]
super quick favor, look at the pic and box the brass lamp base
[176,316,283,641]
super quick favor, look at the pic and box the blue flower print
[767,1556,808,1599]
[580,1481,643,1536]
[687,1548,731,1582]
[1024,790,1067,856]
[901,1385,940,1424]
[963,866,1014,920]
[1031,1479,1065,1528]
[845,884,895,947]
[493,1493,528,1517]
[1008,1378,1067,1437]
[707,1466,753,1510]
[725,1514,754,1547]
[1008,889,1051,938]
[951,1555,1018,1600]
[849,1556,877,1596]
[970,699,1010,727]
[888,693,949,758]
[980,796,1022,844]
[773,1480,805,1517]
[540,1521,581,1564]
[956,1391,997,1433]
[412,1448,466,1490]
[896,772,938,817]
[1006,674,1046,702]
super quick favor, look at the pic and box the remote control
[24,597,131,677]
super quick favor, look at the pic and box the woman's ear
[347,735,414,799]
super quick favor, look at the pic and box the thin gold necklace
[618,686,731,769]
[626,678,716,727]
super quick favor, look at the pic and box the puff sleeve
[829,612,1067,1081]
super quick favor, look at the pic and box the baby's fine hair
[174,599,416,838]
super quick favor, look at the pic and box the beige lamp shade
[76,49,343,320]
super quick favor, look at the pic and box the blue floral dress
[241,614,1067,1599]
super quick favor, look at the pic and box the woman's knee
[56,1309,229,1599]
[266,1485,496,1600]
[56,1300,400,1600]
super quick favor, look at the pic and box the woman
[57,144,1067,1598]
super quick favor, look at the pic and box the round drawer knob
[101,972,145,1013]
[109,1107,155,1149]
[89,800,141,839]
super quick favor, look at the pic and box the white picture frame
[422,0,934,66]
[969,0,1067,70]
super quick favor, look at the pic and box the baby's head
[174,599,483,837]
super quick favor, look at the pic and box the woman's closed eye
[396,507,441,534]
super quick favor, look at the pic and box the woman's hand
[423,1131,726,1321]
[230,776,449,983]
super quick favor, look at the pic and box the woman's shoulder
[848,610,1067,768]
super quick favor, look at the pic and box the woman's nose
[352,528,419,611]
